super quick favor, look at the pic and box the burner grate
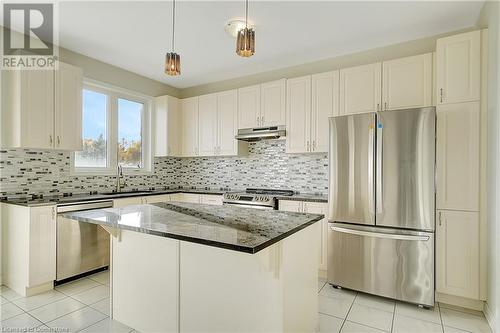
[245,188,294,196]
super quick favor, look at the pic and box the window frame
[71,79,154,176]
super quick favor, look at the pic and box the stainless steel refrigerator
[328,107,435,307]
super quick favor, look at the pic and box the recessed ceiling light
[225,18,254,38]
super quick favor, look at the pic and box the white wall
[477,1,500,330]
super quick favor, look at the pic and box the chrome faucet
[116,164,126,192]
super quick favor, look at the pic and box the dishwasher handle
[57,201,114,213]
[331,226,430,242]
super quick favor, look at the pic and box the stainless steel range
[223,188,294,210]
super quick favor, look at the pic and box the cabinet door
[339,63,382,115]
[29,206,56,287]
[171,193,201,203]
[198,94,217,156]
[217,90,238,156]
[286,76,311,153]
[200,194,223,205]
[55,62,83,151]
[312,71,339,153]
[261,79,286,126]
[436,210,479,299]
[113,197,143,208]
[20,69,55,149]
[382,53,432,110]
[155,96,181,157]
[181,97,199,157]
[279,200,303,213]
[238,85,260,129]
[304,202,328,272]
[436,102,479,211]
[436,30,480,104]
[143,195,171,204]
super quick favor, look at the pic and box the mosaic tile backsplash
[0,140,328,198]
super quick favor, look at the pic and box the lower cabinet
[1,204,56,296]
[279,200,328,272]
[113,197,143,208]
[436,210,479,299]
[169,193,223,205]
[142,194,171,204]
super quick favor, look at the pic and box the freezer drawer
[328,223,434,306]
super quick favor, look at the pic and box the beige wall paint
[180,27,474,98]
[477,1,500,330]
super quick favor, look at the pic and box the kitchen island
[63,202,323,333]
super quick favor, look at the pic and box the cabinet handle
[440,88,444,103]
[377,103,380,112]
[261,116,264,125]
[257,116,260,126]
[438,211,442,226]
[312,140,316,151]
[52,207,55,220]
[307,141,310,152]
[57,136,60,146]
[303,203,307,213]
[384,102,387,110]
[49,135,53,145]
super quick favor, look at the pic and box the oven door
[223,202,274,210]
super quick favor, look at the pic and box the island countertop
[61,202,324,254]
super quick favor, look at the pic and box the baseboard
[25,281,54,297]
[318,270,327,279]
[436,292,484,311]
[484,302,496,333]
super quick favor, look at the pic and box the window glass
[118,98,143,168]
[75,89,107,168]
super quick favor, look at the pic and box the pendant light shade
[236,27,255,57]
[236,0,255,57]
[165,0,181,76]
[165,52,180,75]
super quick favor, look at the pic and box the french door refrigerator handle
[330,226,430,242]
[376,119,383,215]
[367,117,375,217]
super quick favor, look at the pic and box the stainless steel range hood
[235,126,286,142]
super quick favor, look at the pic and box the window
[73,81,152,174]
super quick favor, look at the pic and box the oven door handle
[223,203,274,210]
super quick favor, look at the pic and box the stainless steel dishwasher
[56,201,113,281]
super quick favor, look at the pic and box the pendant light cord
[245,0,248,28]
[172,0,176,51]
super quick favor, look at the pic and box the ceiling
[56,1,484,89]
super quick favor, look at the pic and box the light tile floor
[318,278,493,333]
[0,273,493,333]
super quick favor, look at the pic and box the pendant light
[165,0,180,75]
[236,0,255,57]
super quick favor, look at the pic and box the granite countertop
[0,188,328,207]
[0,188,232,207]
[61,202,323,254]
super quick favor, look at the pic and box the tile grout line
[390,302,396,333]
[338,291,358,332]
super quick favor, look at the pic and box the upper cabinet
[180,97,199,157]
[382,53,433,110]
[311,71,339,152]
[436,102,480,211]
[198,94,218,156]
[260,79,286,127]
[238,85,260,129]
[436,30,480,105]
[154,95,181,157]
[237,79,285,129]
[217,90,240,156]
[339,62,382,115]
[286,76,311,154]
[1,62,83,150]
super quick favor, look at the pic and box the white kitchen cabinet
[142,195,171,204]
[238,85,260,129]
[436,30,480,104]
[155,95,181,157]
[113,197,143,208]
[181,97,199,157]
[200,194,223,205]
[279,200,328,273]
[217,90,239,156]
[286,76,311,154]
[198,94,218,156]
[2,204,56,296]
[55,62,83,151]
[1,69,54,149]
[339,62,382,115]
[1,62,83,150]
[382,53,433,110]
[436,210,479,299]
[170,193,201,203]
[311,71,339,153]
[237,79,285,129]
[261,79,286,127]
[436,102,480,211]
